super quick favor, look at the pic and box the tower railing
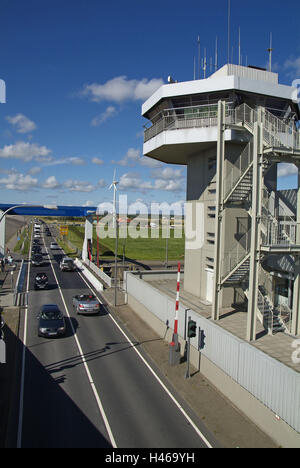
[144,102,235,142]
[144,101,300,150]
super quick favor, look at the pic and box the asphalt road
[17,225,217,448]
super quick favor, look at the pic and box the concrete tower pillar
[246,115,263,342]
[82,215,93,262]
[212,100,226,321]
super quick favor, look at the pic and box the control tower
[142,64,300,341]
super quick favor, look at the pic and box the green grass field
[66,225,185,262]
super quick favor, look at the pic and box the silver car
[72,294,101,315]
[60,257,76,272]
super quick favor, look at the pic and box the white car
[50,241,59,250]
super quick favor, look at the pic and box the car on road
[37,304,66,337]
[60,257,76,272]
[32,253,43,266]
[34,272,48,290]
[0,314,4,340]
[72,294,101,315]
[32,245,42,254]
[50,241,59,250]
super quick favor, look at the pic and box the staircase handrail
[234,103,300,150]
[224,141,253,200]
[221,230,251,280]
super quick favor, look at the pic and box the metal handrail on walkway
[144,102,235,142]
[144,101,300,151]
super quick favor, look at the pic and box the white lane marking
[17,231,32,448]
[45,240,117,448]
[76,269,213,448]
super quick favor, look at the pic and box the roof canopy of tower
[142,64,299,120]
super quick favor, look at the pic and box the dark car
[34,272,48,290]
[32,253,43,266]
[72,294,101,315]
[32,245,42,254]
[38,305,66,337]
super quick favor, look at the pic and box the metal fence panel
[126,272,300,434]
[238,343,300,433]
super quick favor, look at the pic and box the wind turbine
[109,169,118,230]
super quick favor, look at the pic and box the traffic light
[187,319,197,338]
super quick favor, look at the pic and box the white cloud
[112,147,162,169]
[277,163,297,177]
[91,106,117,126]
[83,200,95,207]
[152,167,183,180]
[119,172,152,191]
[98,178,107,188]
[0,141,52,162]
[118,172,184,193]
[44,157,85,166]
[92,157,104,165]
[284,56,300,76]
[154,179,183,192]
[0,172,39,191]
[43,176,60,189]
[6,113,37,134]
[62,179,95,192]
[139,156,162,168]
[28,166,42,175]
[112,148,140,167]
[82,76,164,103]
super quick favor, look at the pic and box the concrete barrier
[75,258,104,292]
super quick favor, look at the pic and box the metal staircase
[218,103,299,335]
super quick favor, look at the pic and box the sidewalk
[101,287,278,448]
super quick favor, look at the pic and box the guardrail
[144,102,235,142]
[144,101,300,151]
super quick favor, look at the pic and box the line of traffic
[19,221,214,448]
[42,230,117,448]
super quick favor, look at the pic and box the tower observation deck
[142,64,300,341]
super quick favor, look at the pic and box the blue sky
[0,0,299,208]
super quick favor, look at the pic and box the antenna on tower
[267,32,273,72]
[193,56,196,80]
[238,27,241,66]
[109,169,119,230]
[202,48,207,78]
[197,35,201,79]
[227,0,231,64]
[215,36,218,72]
